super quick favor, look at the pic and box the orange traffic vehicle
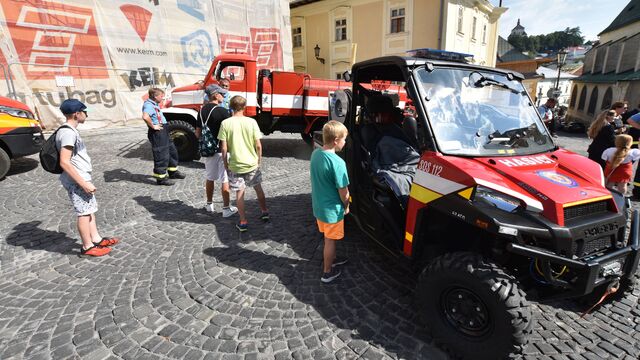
[0,96,44,179]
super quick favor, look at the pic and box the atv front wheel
[167,120,198,161]
[416,252,533,360]
[0,147,10,179]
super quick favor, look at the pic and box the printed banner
[0,0,292,129]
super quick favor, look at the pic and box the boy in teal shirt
[310,120,350,283]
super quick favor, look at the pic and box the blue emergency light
[407,48,474,63]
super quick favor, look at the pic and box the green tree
[508,27,584,52]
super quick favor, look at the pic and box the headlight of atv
[0,105,34,119]
[473,186,524,213]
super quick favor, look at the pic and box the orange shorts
[317,219,344,240]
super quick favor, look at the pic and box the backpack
[199,106,219,157]
[39,124,72,174]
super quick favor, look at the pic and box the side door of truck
[214,61,254,115]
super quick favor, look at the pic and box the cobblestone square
[0,127,639,359]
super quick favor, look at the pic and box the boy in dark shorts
[56,99,119,256]
[310,120,350,283]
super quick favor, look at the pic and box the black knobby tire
[167,120,198,161]
[416,252,533,360]
[0,147,10,179]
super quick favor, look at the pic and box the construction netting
[0,0,293,129]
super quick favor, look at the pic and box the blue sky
[496,0,629,41]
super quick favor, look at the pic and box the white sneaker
[222,206,238,218]
[204,203,215,212]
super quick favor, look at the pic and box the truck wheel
[301,133,313,146]
[167,120,198,161]
[0,147,10,179]
[416,252,533,360]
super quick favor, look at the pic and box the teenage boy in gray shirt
[56,99,119,256]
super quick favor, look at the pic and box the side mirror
[342,71,352,82]
[329,90,351,123]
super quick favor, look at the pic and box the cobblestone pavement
[0,127,639,360]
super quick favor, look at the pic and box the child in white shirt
[601,134,640,194]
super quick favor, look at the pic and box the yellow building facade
[290,0,506,79]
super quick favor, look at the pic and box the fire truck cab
[329,49,640,360]
[162,54,348,160]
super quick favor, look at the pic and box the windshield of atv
[416,67,554,156]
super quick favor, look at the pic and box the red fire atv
[328,49,640,360]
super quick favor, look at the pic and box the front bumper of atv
[506,210,640,297]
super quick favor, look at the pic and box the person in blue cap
[142,88,186,185]
[56,99,119,257]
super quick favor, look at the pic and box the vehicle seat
[402,116,419,149]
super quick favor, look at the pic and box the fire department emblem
[535,170,578,188]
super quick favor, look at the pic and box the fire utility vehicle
[162,53,348,160]
[327,49,640,360]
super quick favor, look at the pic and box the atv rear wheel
[416,252,533,360]
[167,120,198,161]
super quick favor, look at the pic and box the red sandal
[94,237,120,247]
[81,245,111,257]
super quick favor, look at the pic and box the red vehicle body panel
[402,149,612,257]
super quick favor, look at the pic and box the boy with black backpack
[195,84,237,217]
[54,99,119,256]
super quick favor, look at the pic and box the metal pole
[554,65,561,94]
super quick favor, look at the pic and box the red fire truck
[162,53,349,160]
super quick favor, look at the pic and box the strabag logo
[1,0,108,79]
[219,28,283,70]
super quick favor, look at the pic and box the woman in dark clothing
[587,110,617,169]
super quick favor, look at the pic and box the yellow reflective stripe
[153,173,168,178]
[405,232,413,243]
[167,167,178,172]
[458,187,474,200]
[563,195,612,208]
[633,141,639,145]
[409,184,442,204]
[633,182,640,187]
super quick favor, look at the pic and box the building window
[457,7,464,33]
[569,86,578,108]
[578,86,587,111]
[587,87,599,115]
[292,27,302,48]
[471,17,477,40]
[390,8,405,33]
[601,87,613,110]
[335,18,347,41]
[336,73,342,80]
[482,24,487,44]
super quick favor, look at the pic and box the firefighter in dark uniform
[142,88,186,185]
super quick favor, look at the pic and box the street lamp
[553,49,568,99]
[314,44,325,64]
